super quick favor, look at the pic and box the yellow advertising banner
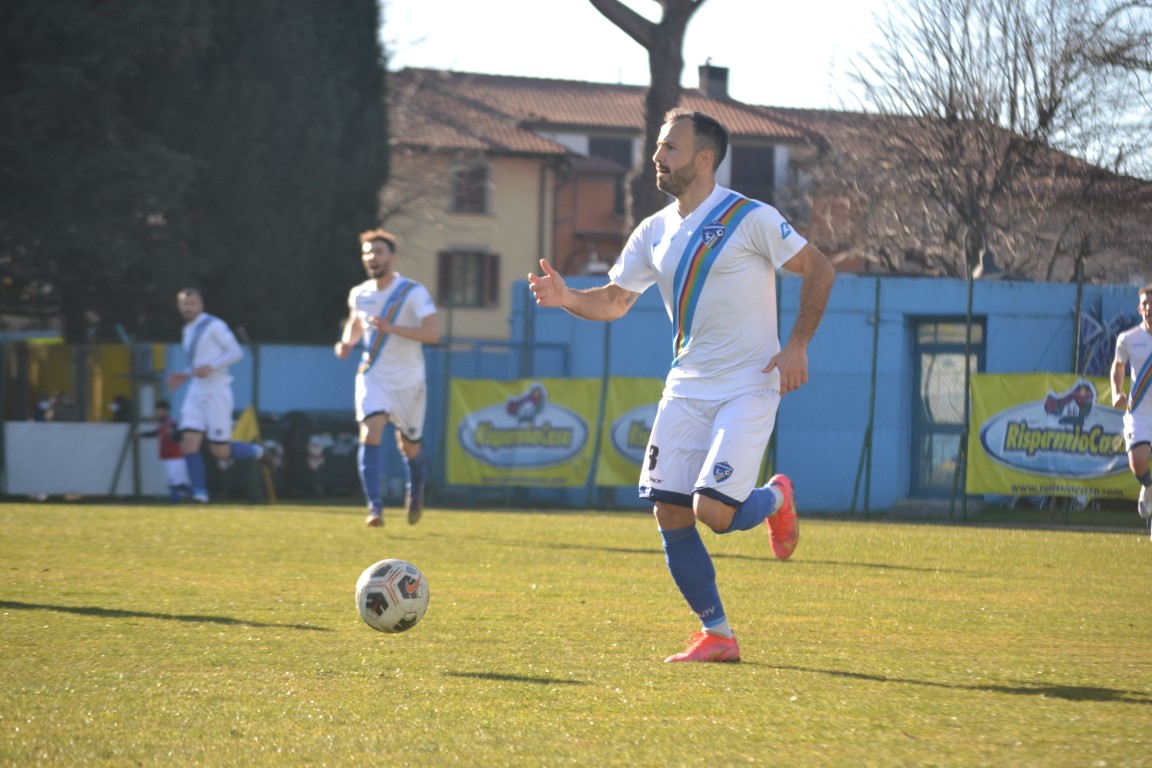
[448,379,601,487]
[594,377,664,486]
[966,373,1133,499]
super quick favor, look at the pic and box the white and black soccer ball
[355,559,429,633]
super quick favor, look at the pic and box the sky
[380,0,891,111]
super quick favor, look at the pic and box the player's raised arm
[527,258,637,322]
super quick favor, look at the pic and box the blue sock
[229,441,261,460]
[185,452,207,495]
[358,443,382,508]
[404,450,427,497]
[660,526,725,629]
[722,485,781,533]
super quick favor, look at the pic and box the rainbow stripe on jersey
[1130,354,1152,412]
[359,279,417,374]
[670,193,760,366]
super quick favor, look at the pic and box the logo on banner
[1043,381,1097,425]
[610,403,658,464]
[979,380,1126,479]
[458,383,587,468]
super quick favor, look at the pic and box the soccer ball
[355,558,429,633]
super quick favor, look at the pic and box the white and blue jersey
[347,273,436,391]
[1115,325,1152,417]
[181,313,242,394]
[609,184,807,400]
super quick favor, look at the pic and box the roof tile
[389,68,815,154]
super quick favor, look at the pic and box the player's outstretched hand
[528,259,568,308]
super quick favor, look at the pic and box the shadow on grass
[0,599,331,632]
[765,663,1152,704]
[444,671,587,686]
[430,533,959,573]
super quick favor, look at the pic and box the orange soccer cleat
[765,474,799,560]
[664,631,741,663]
[365,506,383,528]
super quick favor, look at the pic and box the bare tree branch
[588,0,708,225]
[826,0,1152,279]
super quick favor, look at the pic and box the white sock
[766,484,784,516]
[704,620,733,638]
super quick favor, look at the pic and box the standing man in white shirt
[1111,283,1152,527]
[334,229,440,528]
[165,288,266,503]
[529,109,835,663]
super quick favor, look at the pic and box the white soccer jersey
[181,313,242,393]
[609,184,807,400]
[1115,324,1152,416]
[348,273,437,390]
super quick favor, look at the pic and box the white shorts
[639,389,780,508]
[179,387,235,443]
[163,457,191,488]
[1123,410,1152,452]
[355,376,427,442]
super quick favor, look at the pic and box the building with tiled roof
[380,64,826,340]
[774,107,1152,281]
[378,65,1150,340]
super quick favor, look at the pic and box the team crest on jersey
[702,224,726,247]
[780,221,794,239]
[712,461,734,482]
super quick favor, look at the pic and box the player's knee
[694,496,734,534]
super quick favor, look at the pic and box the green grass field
[2,501,1150,767]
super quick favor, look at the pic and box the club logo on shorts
[702,224,726,247]
[712,461,734,482]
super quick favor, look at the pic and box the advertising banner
[448,379,600,487]
[594,378,663,487]
[967,373,1132,498]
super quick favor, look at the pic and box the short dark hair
[663,108,729,170]
[359,229,397,253]
[156,400,171,410]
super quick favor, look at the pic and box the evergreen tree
[0,0,388,343]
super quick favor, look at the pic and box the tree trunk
[588,0,707,225]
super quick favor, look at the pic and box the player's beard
[655,162,696,197]
[367,262,392,280]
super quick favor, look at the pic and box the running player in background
[1111,282,1152,529]
[334,229,439,528]
[529,109,836,663]
[165,288,266,503]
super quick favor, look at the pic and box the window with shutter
[437,250,500,308]
[451,162,489,214]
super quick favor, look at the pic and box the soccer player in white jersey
[165,288,266,503]
[335,229,440,528]
[1111,283,1152,528]
[529,109,836,663]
